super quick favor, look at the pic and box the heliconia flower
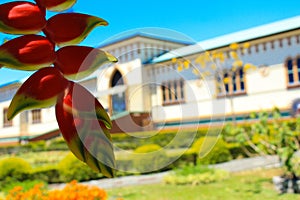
[7,67,69,120]
[34,0,76,12]
[60,82,112,129]
[0,1,46,34]
[43,13,108,47]
[54,46,118,80]
[0,35,56,71]
[55,83,115,178]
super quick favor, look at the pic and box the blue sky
[1,0,300,85]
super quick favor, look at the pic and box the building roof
[151,15,300,63]
[0,80,21,89]
[97,31,195,48]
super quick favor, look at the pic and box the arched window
[111,70,124,87]
[111,70,126,115]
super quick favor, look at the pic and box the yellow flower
[243,63,252,71]
[217,52,226,62]
[183,60,190,69]
[223,77,230,84]
[232,66,237,72]
[243,42,250,49]
[195,55,204,64]
[204,51,211,61]
[171,57,177,63]
[230,51,239,60]
[232,60,243,68]
[229,43,239,50]
[243,63,257,72]
[211,51,218,59]
[177,65,183,72]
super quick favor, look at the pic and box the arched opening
[110,70,126,115]
[111,70,124,87]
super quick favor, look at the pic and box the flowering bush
[5,181,107,200]
[0,0,116,177]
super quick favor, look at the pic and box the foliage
[0,151,69,168]
[0,157,31,181]
[24,141,46,152]
[164,166,229,185]
[132,144,169,173]
[46,137,68,151]
[112,128,214,150]
[191,137,232,164]
[5,180,107,200]
[0,180,45,195]
[0,139,69,157]
[31,165,60,183]
[134,144,162,153]
[223,108,300,176]
[58,153,103,182]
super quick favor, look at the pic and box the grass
[107,168,300,200]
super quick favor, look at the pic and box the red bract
[0,1,46,34]
[61,82,112,129]
[43,13,108,47]
[56,82,115,178]
[0,35,56,70]
[54,46,117,80]
[34,0,76,12]
[1,0,117,178]
[7,67,69,120]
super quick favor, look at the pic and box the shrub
[0,157,31,181]
[31,165,60,183]
[111,128,209,150]
[24,141,46,152]
[164,165,229,185]
[58,153,103,182]
[46,137,68,151]
[191,137,232,164]
[134,144,162,153]
[133,144,169,173]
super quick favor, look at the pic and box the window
[161,79,185,105]
[217,68,246,96]
[286,57,300,87]
[111,70,126,115]
[3,108,12,127]
[31,109,41,124]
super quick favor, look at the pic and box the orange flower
[0,1,46,34]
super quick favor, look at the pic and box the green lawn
[107,169,300,200]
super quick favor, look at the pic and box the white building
[1,16,300,144]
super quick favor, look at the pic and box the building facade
[1,16,300,144]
